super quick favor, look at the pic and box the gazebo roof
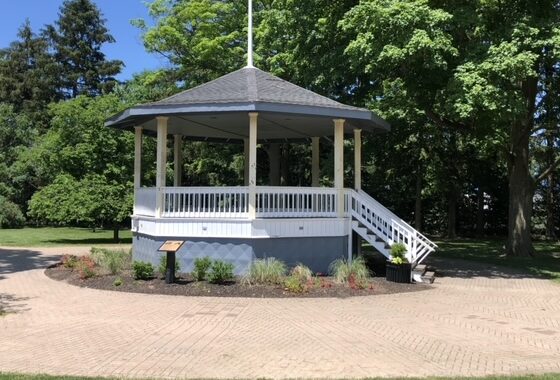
[105,67,390,142]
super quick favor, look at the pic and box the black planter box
[385,262,412,283]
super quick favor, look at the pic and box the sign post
[158,240,185,284]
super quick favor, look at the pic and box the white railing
[134,188,157,217]
[162,187,249,218]
[256,187,338,218]
[349,189,437,265]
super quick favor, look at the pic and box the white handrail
[349,189,436,264]
[162,187,249,218]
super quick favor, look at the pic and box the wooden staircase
[348,189,437,269]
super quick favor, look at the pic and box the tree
[28,174,132,239]
[44,0,123,98]
[341,0,560,256]
[0,20,60,122]
[133,0,250,86]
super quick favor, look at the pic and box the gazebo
[105,4,436,274]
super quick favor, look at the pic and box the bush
[61,254,79,269]
[208,260,234,284]
[91,248,130,275]
[158,255,181,278]
[390,243,408,264]
[133,261,154,280]
[291,263,312,282]
[284,275,305,293]
[76,256,96,279]
[244,258,287,285]
[329,257,369,288]
[113,277,123,287]
[0,196,25,228]
[192,257,212,281]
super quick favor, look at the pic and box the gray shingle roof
[105,66,390,139]
[151,67,364,112]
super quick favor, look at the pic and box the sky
[0,0,167,81]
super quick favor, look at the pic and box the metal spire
[247,0,254,68]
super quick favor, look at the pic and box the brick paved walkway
[1,247,559,379]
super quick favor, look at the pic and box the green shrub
[208,260,234,284]
[91,248,130,275]
[244,258,286,285]
[0,196,25,229]
[133,261,154,280]
[61,254,79,269]
[390,243,408,264]
[284,274,305,293]
[192,257,212,281]
[113,277,123,287]
[158,255,181,278]
[291,263,312,282]
[329,257,369,287]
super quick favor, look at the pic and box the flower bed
[45,250,431,298]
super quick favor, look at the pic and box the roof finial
[247,0,254,68]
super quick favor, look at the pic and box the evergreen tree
[44,0,123,98]
[0,20,59,122]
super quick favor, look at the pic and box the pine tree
[44,0,123,98]
[0,20,60,119]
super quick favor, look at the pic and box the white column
[134,127,142,190]
[173,135,182,187]
[311,137,320,187]
[354,129,362,191]
[248,112,258,219]
[156,116,168,217]
[334,119,345,217]
[243,138,250,186]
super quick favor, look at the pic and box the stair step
[412,264,427,275]
[421,271,436,284]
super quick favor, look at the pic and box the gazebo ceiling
[105,67,390,142]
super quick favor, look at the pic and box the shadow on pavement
[0,293,31,315]
[0,248,61,276]
[426,256,545,279]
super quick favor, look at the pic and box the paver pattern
[1,247,559,379]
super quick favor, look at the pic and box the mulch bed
[45,264,432,299]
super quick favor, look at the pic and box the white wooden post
[333,119,345,217]
[248,112,258,219]
[354,129,362,191]
[156,116,168,217]
[173,135,182,187]
[243,138,250,186]
[134,127,142,190]
[312,137,320,187]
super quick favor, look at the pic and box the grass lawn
[434,238,560,282]
[0,227,132,247]
[1,373,560,380]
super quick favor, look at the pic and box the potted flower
[385,243,412,283]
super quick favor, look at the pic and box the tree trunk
[476,186,485,237]
[267,143,281,186]
[113,228,120,242]
[545,134,557,240]
[506,79,537,257]
[447,187,457,239]
[414,166,423,232]
[280,144,289,186]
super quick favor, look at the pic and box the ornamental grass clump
[329,257,369,288]
[390,243,408,264]
[90,247,130,275]
[244,258,286,285]
[291,263,312,282]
